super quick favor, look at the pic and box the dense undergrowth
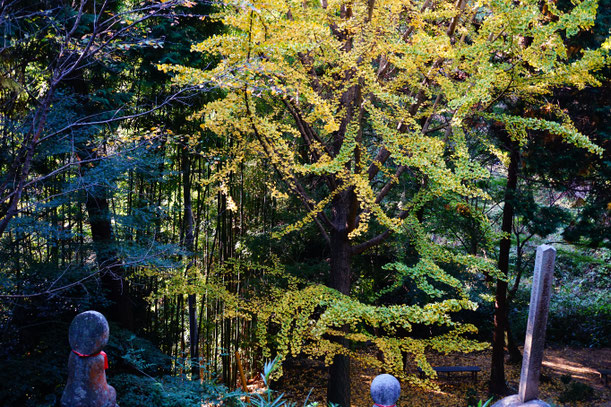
[511,247,610,348]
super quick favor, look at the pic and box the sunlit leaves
[157,0,608,388]
[164,0,607,245]
[251,284,486,386]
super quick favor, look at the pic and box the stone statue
[371,374,401,407]
[61,310,118,407]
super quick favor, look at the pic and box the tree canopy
[160,0,608,404]
[0,0,609,405]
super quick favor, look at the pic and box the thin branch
[244,90,333,244]
[351,209,409,255]
[374,165,406,204]
[38,85,210,143]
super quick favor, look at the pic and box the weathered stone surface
[371,374,400,407]
[491,394,550,407]
[61,311,118,407]
[519,245,556,403]
[493,246,556,407]
[68,310,109,355]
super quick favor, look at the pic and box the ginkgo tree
[162,0,608,404]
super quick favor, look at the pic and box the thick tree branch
[351,209,409,255]
[374,165,406,204]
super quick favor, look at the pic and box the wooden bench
[417,366,481,381]
[599,369,610,386]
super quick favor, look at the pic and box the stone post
[492,244,556,407]
[370,374,400,407]
[61,310,119,407]
[519,245,556,402]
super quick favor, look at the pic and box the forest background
[0,0,609,406]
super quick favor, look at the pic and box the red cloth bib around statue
[72,349,109,369]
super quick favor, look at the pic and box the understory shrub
[512,270,610,348]
[546,289,610,347]
[558,381,595,404]
[241,357,339,407]
[111,373,234,407]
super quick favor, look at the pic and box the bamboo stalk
[235,351,250,404]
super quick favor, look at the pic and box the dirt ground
[276,347,611,407]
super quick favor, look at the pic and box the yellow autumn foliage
[158,0,608,389]
[160,0,605,243]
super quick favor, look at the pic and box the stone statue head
[68,310,109,355]
[371,374,401,407]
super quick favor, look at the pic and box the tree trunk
[84,182,134,329]
[506,236,527,364]
[490,143,519,395]
[181,146,199,380]
[327,192,352,407]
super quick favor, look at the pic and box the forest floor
[276,347,611,407]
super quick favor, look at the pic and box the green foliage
[241,357,294,407]
[547,293,610,347]
[512,192,572,238]
[558,381,595,404]
[248,283,487,388]
[111,374,233,407]
[468,398,493,407]
[107,324,174,375]
[239,356,340,407]
[512,247,610,347]
[0,347,65,406]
